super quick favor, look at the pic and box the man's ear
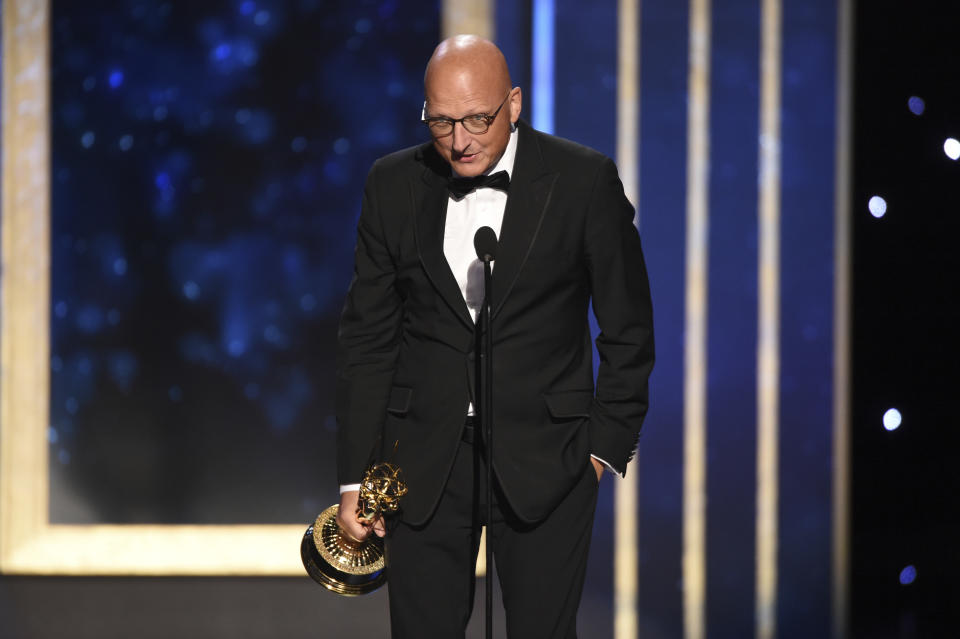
[509,87,522,124]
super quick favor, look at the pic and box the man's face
[424,70,521,177]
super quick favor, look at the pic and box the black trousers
[384,433,599,638]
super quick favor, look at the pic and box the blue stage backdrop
[46,1,840,637]
[49,0,439,524]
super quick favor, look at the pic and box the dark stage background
[849,1,960,637]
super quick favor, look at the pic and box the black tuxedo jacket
[336,120,654,526]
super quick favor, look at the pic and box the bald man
[334,35,654,638]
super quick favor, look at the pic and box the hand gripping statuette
[301,452,407,595]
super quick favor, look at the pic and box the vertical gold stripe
[442,0,494,40]
[832,1,853,637]
[683,1,710,638]
[615,1,640,637]
[0,0,51,571]
[756,0,782,637]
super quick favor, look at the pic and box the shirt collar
[490,126,519,179]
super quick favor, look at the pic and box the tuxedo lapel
[492,123,558,318]
[411,149,475,330]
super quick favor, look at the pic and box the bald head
[424,35,512,97]
[422,35,522,177]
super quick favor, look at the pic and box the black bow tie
[448,170,510,199]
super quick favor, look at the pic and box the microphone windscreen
[474,226,499,261]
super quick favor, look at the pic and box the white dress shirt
[443,127,518,323]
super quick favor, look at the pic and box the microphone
[474,226,498,263]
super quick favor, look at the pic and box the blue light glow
[75,306,105,334]
[907,96,925,116]
[108,69,124,88]
[899,565,917,585]
[183,281,201,300]
[333,137,351,154]
[155,172,172,190]
[213,43,232,61]
[81,131,95,148]
[532,0,555,134]
[228,339,247,357]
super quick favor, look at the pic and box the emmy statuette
[301,458,407,595]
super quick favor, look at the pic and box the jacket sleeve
[584,157,655,475]
[335,161,403,485]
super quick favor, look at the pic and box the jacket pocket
[386,386,413,416]
[543,389,594,419]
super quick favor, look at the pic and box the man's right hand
[336,490,386,541]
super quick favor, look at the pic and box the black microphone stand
[474,226,497,639]
[482,255,494,639]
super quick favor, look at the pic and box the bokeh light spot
[81,131,96,148]
[868,195,887,218]
[228,339,246,357]
[213,43,232,61]
[108,69,124,88]
[943,137,960,161]
[883,408,902,431]
[118,135,134,151]
[907,96,925,116]
[899,565,917,585]
[183,281,201,300]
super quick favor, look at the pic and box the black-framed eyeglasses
[421,93,511,136]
